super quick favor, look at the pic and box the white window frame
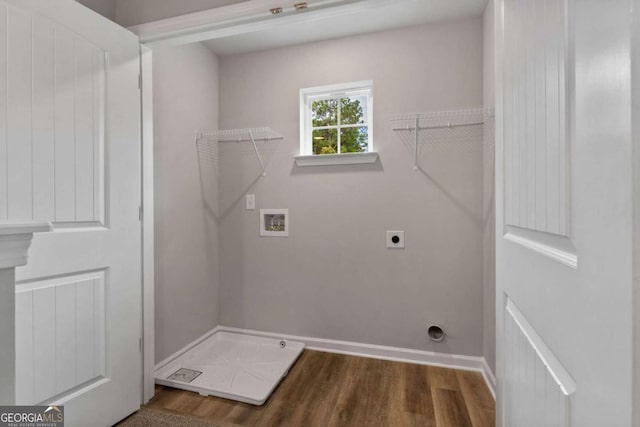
[299,80,374,157]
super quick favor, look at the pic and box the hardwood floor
[147,350,495,427]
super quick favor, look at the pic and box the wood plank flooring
[146,350,495,427]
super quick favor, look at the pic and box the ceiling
[115,0,252,28]
[202,0,488,56]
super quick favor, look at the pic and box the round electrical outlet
[386,231,405,248]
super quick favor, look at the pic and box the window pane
[312,99,338,127]
[340,127,368,153]
[340,96,367,125]
[313,128,338,154]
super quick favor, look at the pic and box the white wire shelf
[391,107,491,170]
[196,127,284,143]
[195,127,283,177]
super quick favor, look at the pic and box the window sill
[294,152,379,167]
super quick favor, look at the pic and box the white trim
[300,80,375,96]
[130,0,396,48]
[155,325,495,398]
[16,270,105,292]
[140,46,155,405]
[505,299,576,396]
[49,378,111,406]
[495,0,506,424]
[504,225,577,269]
[481,357,497,400]
[294,152,378,166]
[218,325,485,371]
[0,222,52,236]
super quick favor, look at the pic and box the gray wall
[76,0,116,20]
[482,0,496,374]
[218,19,485,357]
[153,43,220,362]
[115,0,246,27]
[75,0,493,364]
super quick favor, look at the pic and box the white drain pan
[155,331,305,405]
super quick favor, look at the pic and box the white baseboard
[154,324,496,400]
[480,357,496,399]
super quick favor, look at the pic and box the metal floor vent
[167,368,202,383]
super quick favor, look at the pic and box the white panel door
[496,0,634,426]
[1,1,142,426]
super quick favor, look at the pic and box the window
[299,81,373,157]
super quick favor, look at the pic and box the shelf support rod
[413,117,419,171]
[248,130,267,177]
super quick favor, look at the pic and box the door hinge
[139,205,143,221]
[138,74,142,90]
[139,338,143,353]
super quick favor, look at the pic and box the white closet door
[1,1,142,426]
[496,0,634,425]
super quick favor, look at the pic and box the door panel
[504,0,569,238]
[16,272,107,405]
[1,5,107,225]
[1,1,142,425]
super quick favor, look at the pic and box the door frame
[140,45,155,404]
[633,0,640,423]
[494,1,504,424]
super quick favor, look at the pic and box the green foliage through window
[311,97,368,155]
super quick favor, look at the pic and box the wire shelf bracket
[195,127,284,177]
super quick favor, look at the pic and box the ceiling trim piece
[129,0,400,48]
